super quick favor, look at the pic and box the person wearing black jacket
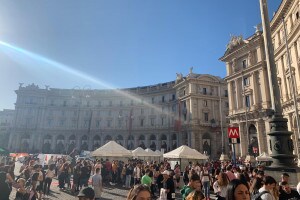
[279,181,300,200]
[0,171,11,200]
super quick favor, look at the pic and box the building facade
[220,0,300,157]
[8,71,229,159]
[0,109,14,148]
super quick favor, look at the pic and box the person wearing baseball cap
[77,187,95,200]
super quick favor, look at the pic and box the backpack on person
[251,191,269,200]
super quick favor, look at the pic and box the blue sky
[0,0,281,110]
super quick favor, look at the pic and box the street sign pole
[232,143,236,167]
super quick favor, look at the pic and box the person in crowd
[92,168,103,200]
[213,172,229,200]
[183,166,190,185]
[125,163,134,188]
[226,179,250,200]
[0,170,11,200]
[257,176,277,200]
[73,161,82,193]
[15,178,29,200]
[225,165,236,181]
[181,173,203,200]
[43,164,55,197]
[200,165,212,200]
[185,190,206,200]
[29,164,41,200]
[58,162,67,190]
[279,181,300,200]
[278,172,289,194]
[249,177,263,196]
[133,163,141,185]
[162,170,175,200]
[77,187,95,200]
[156,167,164,195]
[80,161,90,188]
[126,184,151,200]
[174,164,181,188]
[141,168,152,187]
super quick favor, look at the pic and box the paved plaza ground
[9,179,217,200]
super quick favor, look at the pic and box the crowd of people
[2,155,300,200]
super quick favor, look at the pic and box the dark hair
[282,173,289,177]
[249,177,263,194]
[127,184,151,200]
[96,168,100,173]
[189,173,200,182]
[281,181,288,186]
[226,179,249,200]
[263,176,277,185]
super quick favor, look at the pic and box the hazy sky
[0,0,281,110]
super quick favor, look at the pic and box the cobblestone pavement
[9,180,217,200]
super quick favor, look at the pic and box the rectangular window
[151,118,155,126]
[203,88,207,95]
[162,96,165,102]
[63,100,67,107]
[151,97,155,104]
[140,119,144,127]
[204,100,208,107]
[242,59,247,68]
[161,118,164,126]
[172,94,176,100]
[84,120,89,128]
[96,120,100,128]
[225,102,229,108]
[245,95,250,107]
[243,77,250,86]
[204,113,209,122]
[225,90,228,97]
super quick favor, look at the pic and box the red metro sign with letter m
[228,127,240,138]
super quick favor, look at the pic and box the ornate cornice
[270,0,295,32]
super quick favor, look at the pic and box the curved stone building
[8,71,229,159]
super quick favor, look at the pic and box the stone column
[256,120,268,154]
[238,123,247,157]
[235,79,242,109]
[251,72,258,105]
[259,68,271,109]
[228,81,234,112]
[280,57,290,101]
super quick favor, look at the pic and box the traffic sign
[228,127,240,138]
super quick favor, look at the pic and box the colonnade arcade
[12,132,179,154]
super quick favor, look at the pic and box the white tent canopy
[256,152,272,162]
[155,150,163,156]
[163,145,208,160]
[145,148,161,157]
[91,141,132,157]
[132,147,151,157]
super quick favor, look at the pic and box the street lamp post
[259,0,296,168]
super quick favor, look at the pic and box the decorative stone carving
[226,35,245,51]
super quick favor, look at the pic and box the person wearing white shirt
[258,176,277,200]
